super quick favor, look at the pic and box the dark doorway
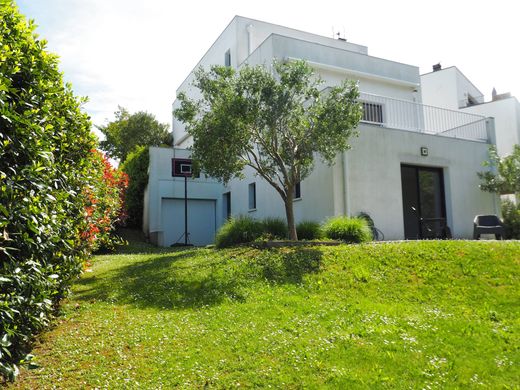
[401,165,448,239]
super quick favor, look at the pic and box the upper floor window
[225,49,231,67]
[248,182,256,210]
[294,182,301,199]
[362,102,384,124]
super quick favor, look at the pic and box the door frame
[401,164,448,239]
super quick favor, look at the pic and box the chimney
[432,63,442,72]
[492,87,497,100]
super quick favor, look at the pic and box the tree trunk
[284,191,298,240]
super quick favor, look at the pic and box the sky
[16,0,519,133]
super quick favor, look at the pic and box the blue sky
[16,0,519,133]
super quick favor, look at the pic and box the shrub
[82,150,128,253]
[120,146,149,228]
[261,217,288,239]
[501,200,520,239]
[0,2,125,381]
[215,216,264,248]
[296,221,323,240]
[322,216,372,243]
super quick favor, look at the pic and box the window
[223,192,231,219]
[225,49,231,67]
[362,102,384,124]
[248,183,256,210]
[294,182,301,199]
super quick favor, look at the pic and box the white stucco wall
[346,124,497,239]
[462,97,520,155]
[226,124,497,240]
[225,156,341,226]
[421,67,484,110]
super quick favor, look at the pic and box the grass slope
[12,240,520,389]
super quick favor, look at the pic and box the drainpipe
[246,24,253,55]
[342,151,351,217]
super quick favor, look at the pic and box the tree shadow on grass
[75,247,322,310]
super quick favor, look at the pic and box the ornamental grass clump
[296,221,323,240]
[261,217,288,240]
[215,216,264,248]
[322,216,372,243]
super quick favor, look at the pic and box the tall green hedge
[120,145,149,228]
[0,2,104,380]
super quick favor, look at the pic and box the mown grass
[11,239,520,389]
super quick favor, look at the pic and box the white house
[144,16,500,246]
[421,65,520,156]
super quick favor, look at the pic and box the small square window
[248,183,256,210]
[362,102,384,124]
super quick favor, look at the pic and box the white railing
[359,92,489,142]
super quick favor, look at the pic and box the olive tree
[174,60,362,240]
[478,145,520,196]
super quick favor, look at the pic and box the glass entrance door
[401,165,447,239]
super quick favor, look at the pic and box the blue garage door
[162,198,216,246]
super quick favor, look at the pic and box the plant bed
[250,239,341,249]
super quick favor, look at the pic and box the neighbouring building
[421,64,520,156]
[144,16,503,246]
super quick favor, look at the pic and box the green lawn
[12,240,520,389]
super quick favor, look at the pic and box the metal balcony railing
[359,92,489,142]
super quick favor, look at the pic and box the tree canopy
[120,145,149,228]
[174,60,362,239]
[478,145,520,196]
[98,107,171,161]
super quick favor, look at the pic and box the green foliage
[0,3,125,381]
[174,60,362,239]
[98,106,170,161]
[120,146,149,228]
[13,240,520,388]
[215,216,264,248]
[82,150,128,252]
[478,145,520,195]
[296,220,323,240]
[261,217,288,239]
[322,216,372,243]
[501,200,520,239]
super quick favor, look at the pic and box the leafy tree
[98,107,171,161]
[174,60,362,240]
[478,145,520,196]
[120,146,149,228]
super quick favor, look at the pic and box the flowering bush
[81,150,128,253]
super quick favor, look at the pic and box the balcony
[359,92,490,142]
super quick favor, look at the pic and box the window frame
[248,182,256,210]
[361,101,385,125]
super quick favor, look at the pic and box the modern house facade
[144,16,500,246]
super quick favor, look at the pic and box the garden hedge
[0,2,125,381]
